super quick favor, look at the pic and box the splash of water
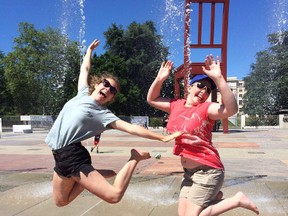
[159,0,193,97]
[160,0,184,62]
[54,0,86,90]
[78,0,86,59]
[60,0,86,57]
[271,0,288,44]
[5,182,52,203]
[184,1,192,78]
[125,182,177,206]
[266,0,288,107]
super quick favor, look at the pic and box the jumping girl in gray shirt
[45,39,181,207]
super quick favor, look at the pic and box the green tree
[268,31,288,111]
[0,51,13,115]
[3,21,174,117]
[4,22,81,115]
[42,29,81,115]
[242,30,288,115]
[100,21,171,116]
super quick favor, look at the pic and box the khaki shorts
[179,166,224,207]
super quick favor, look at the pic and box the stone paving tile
[0,128,287,216]
[141,157,183,176]
[215,142,259,148]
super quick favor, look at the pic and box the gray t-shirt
[45,85,119,150]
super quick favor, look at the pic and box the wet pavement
[0,128,287,216]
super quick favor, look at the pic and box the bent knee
[107,198,121,204]
[103,191,124,204]
[105,195,123,204]
[54,198,69,207]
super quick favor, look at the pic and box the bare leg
[178,197,187,216]
[178,197,203,216]
[111,149,150,199]
[178,191,223,216]
[200,191,259,216]
[53,149,150,206]
[96,169,117,178]
[52,172,85,207]
[75,149,150,204]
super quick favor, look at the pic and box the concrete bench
[13,125,33,133]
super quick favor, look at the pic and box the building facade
[215,77,245,114]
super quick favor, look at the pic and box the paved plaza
[0,128,287,216]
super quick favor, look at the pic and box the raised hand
[202,55,222,80]
[157,61,174,81]
[88,39,100,51]
[161,131,183,142]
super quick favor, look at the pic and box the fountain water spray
[160,0,184,62]
[78,0,86,60]
[158,0,193,101]
[60,0,86,61]
[266,0,288,108]
[271,0,288,45]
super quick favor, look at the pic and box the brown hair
[88,72,120,96]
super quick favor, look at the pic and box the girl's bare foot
[235,192,259,215]
[130,149,151,162]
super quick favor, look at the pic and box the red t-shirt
[167,99,224,170]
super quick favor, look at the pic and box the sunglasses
[102,79,118,95]
[193,82,212,95]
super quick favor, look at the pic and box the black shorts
[52,142,95,178]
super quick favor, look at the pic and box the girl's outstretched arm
[78,39,100,91]
[110,119,181,142]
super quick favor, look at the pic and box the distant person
[147,56,259,215]
[216,119,221,131]
[91,134,101,153]
[144,121,148,129]
[45,39,181,207]
[162,113,169,134]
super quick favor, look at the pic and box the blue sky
[1,0,287,79]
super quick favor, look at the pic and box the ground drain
[248,151,265,154]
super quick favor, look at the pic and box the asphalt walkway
[0,128,287,216]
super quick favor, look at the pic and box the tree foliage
[4,22,81,115]
[2,21,173,117]
[94,21,172,116]
[0,51,13,115]
[242,30,288,115]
